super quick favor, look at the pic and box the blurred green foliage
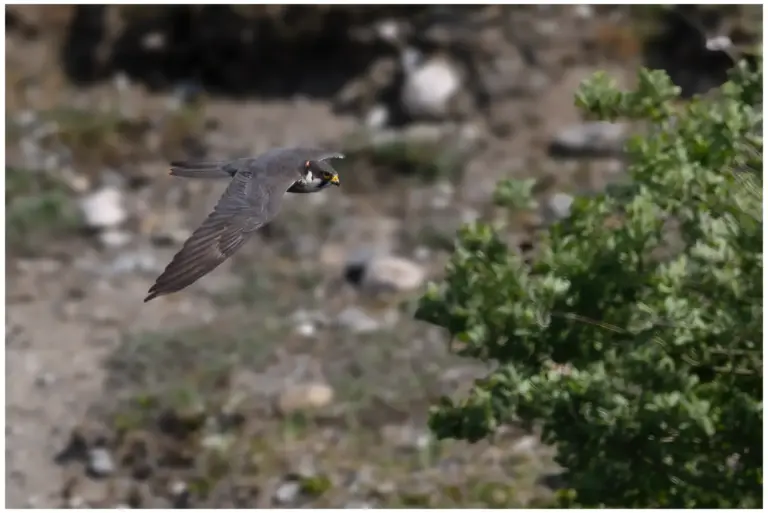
[6,166,81,255]
[416,60,762,507]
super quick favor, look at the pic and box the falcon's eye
[322,171,334,180]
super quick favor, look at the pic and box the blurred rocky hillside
[5,4,761,508]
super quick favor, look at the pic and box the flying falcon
[144,147,344,303]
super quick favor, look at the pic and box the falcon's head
[288,152,344,193]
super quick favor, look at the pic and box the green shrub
[416,60,762,508]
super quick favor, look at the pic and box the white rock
[380,424,432,451]
[16,109,37,127]
[574,4,593,18]
[295,322,316,338]
[365,104,390,129]
[543,192,575,223]
[376,19,401,43]
[401,56,461,119]
[80,187,127,229]
[113,72,131,93]
[87,447,115,477]
[169,480,188,497]
[360,256,426,296]
[107,251,158,275]
[200,433,233,452]
[274,480,301,505]
[337,307,382,334]
[142,31,166,51]
[706,35,733,52]
[414,246,431,261]
[511,435,540,456]
[99,229,132,249]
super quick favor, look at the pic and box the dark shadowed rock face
[7,5,760,119]
[10,5,443,98]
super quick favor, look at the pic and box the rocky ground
[5,5,760,508]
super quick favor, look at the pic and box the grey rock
[34,373,56,388]
[375,19,401,44]
[336,307,382,334]
[481,55,526,98]
[276,382,334,415]
[106,251,159,275]
[169,479,188,497]
[430,181,455,210]
[87,447,116,477]
[290,309,328,338]
[80,187,127,229]
[374,480,397,496]
[142,31,165,51]
[365,104,390,129]
[200,433,234,452]
[273,480,301,505]
[380,424,432,452]
[511,435,540,456]
[15,110,37,127]
[113,72,130,94]
[413,246,431,261]
[16,257,62,275]
[705,35,733,52]
[98,229,132,249]
[296,455,318,479]
[550,121,628,158]
[295,321,316,338]
[574,4,594,18]
[351,256,426,297]
[100,169,128,189]
[542,192,575,223]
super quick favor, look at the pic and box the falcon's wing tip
[143,289,160,303]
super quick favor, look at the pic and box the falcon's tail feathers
[169,161,235,179]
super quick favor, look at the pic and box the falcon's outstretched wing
[144,170,265,302]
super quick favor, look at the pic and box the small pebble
[543,192,575,223]
[365,104,390,129]
[273,480,301,505]
[295,322,316,338]
[107,251,160,276]
[34,373,56,388]
[87,447,116,477]
[169,480,188,497]
[277,382,334,415]
[336,307,382,334]
[99,229,132,249]
[511,435,539,456]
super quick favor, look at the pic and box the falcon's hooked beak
[312,159,341,187]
